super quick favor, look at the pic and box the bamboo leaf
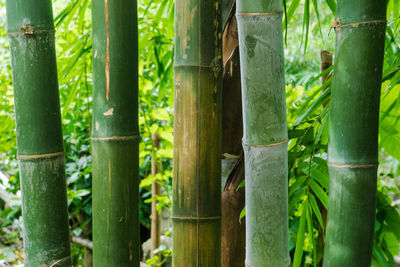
[295,81,331,126]
[302,0,310,53]
[310,180,328,209]
[289,187,306,216]
[293,200,308,267]
[311,168,329,190]
[309,194,324,231]
[239,207,245,222]
[284,0,301,30]
[373,245,391,267]
[314,109,329,145]
[289,176,307,198]
[306,204,317,267]
[324,0,336,15]
[311,0,323,39]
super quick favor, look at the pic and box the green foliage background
[0,0,399,266]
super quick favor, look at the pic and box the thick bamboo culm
[172,0,222,265]
[5,0,72,266]
[323,1,387,266]
[91,0,140,266]
[236,0,290,266]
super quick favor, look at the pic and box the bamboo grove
[3,0,393,266]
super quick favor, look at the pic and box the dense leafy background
[0,0,399,266]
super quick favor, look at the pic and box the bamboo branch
[71,236,93,250]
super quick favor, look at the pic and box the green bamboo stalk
[323,1,387,266]
[91,0,139,266]
[236,1,290,266]
[5,1,72,266]
[172,0,222,265]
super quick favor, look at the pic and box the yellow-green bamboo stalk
[172,0,222,265]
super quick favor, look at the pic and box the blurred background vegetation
[0,0,399,266]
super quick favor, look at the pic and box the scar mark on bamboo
[332,19,386,29]
[103,107,114,117]
[105,0,110,102]
[129,240,133,261]
[20,25,35,35]
[40,256,71,267]
[8,27,55,36]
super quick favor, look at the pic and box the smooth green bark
[91,0,139,266]
[6,1,71,266]
[172,0,222,265]
[236,0,290,266]
[323,1,387,266]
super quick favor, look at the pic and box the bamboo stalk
[91,0,139,266]
[236,0,290,266]
[5,1,72,266]
[172,0,222,265]
[323,1,387,266]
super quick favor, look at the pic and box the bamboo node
[236,11,283,16]
[173,64,213,69]
[91,135,140,142]
[171,216,222,221]
[332,19,386,29]
[20,25,35,35]
[242,139,289,148]
[245,261,289,267]
[18,151,65,160]
[327,162,379,169]
[8,28,55,36]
